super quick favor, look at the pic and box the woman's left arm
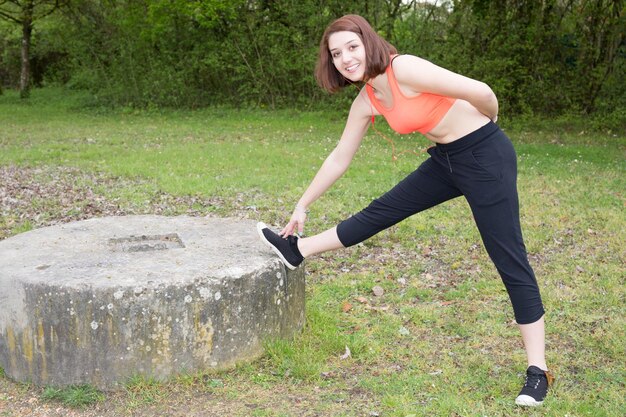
[394,55,499,122]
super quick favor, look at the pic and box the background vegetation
[0,0,624,129]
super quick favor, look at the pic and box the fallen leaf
[356,296,369,304]
[340,345,351,360]
[341,301,353,313]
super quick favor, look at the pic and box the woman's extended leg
[259,154,462,267]
[297,226,343,257]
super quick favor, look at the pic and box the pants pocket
[470,141,503,182]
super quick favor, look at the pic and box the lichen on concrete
[0,216,305,389]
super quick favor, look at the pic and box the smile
[345,64,360,72]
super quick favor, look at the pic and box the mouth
[345,63,360,73]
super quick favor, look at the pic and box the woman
[257,14,554,406]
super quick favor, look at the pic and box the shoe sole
[515,395,543,407]
[256,222,297,270]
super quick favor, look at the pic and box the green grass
[123,375,168,409]
[1,87,625,416]
[41,384,105,408]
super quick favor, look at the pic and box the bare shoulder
[392,54,448,85]
[392,54,430,68]
[392,54,487,99]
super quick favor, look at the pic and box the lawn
[0,88,624,416]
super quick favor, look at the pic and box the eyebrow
[329,39,359,52]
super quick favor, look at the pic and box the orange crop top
[366,55,456,134]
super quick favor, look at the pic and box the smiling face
[328,31,367,82]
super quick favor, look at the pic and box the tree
[0,0,67,98]
[574,0,625,114]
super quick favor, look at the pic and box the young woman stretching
[257,14,554,406]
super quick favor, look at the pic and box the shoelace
[524,373,546,389]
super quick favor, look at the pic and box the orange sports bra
[366,55,456,135]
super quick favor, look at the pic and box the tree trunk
[20,4,34,99]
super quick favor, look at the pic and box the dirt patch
[0,165,248,241]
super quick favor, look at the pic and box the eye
[331,51,340,58]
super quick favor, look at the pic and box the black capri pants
[336,121,545,324]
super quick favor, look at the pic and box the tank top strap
[385,54,403,98]
[366,54,403,113]
[366,82,384,113]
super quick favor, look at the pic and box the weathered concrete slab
[0,216,305,389]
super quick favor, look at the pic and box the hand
[280,207,307,237]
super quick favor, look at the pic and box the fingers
[279,213,306,238]
[294,213,306,237]
[297,221,304,237]
[280,222,294,237]
[280,220,297,237]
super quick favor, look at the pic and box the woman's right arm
[280,90,372,237]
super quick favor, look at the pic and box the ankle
[296,238,308,258]
[529,363,548,372]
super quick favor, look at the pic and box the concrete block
[0,216,305,389]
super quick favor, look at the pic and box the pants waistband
[435,121,499,155]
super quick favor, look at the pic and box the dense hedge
[1,0,624,126]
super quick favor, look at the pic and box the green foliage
[0,1,624,124]
[41,384,105,408]
[0,0,69,97]
[416,0,625,121]
[0,20,20,87]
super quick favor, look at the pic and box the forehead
[328,31,361,50]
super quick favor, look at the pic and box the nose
[341,50,352,63]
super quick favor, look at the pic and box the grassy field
[0,88,624,416]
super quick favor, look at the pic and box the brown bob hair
[315,14,397,93]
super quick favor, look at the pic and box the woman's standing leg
[450,130,552,405]
[519,317,547,370]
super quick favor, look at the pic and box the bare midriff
[424,99,492,144]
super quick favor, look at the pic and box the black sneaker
[515,366,555,406]
[256,222,304,270]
